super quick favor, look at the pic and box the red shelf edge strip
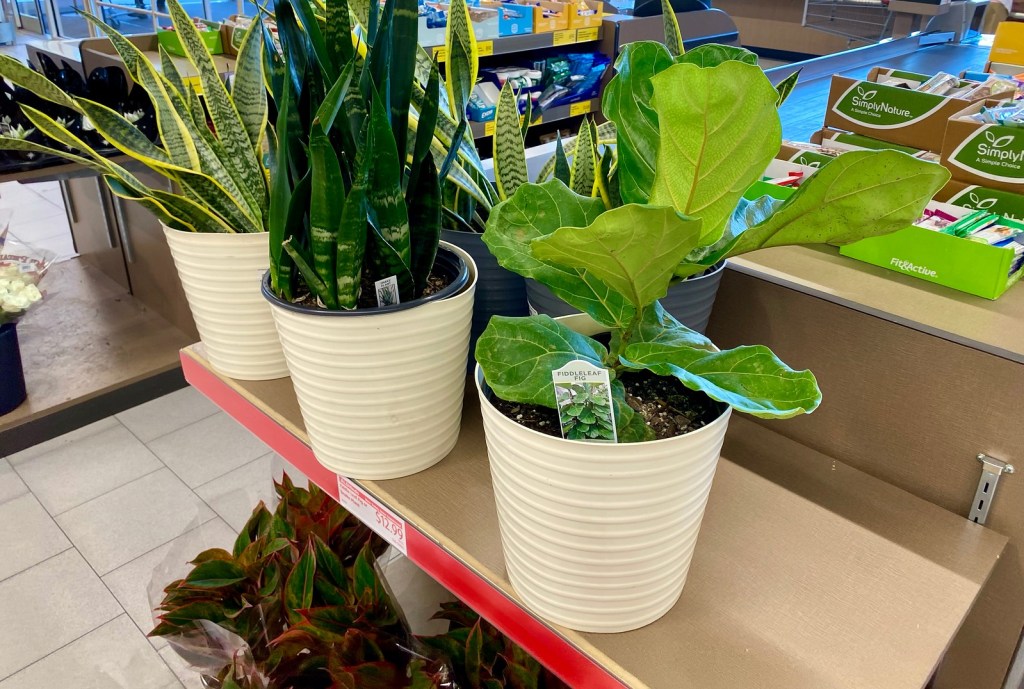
[180,352,630,689]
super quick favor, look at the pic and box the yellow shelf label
[183,75,203,95]
[576,26,599,42]
[551,28,575,46]
[484,120,496,136]
[569,100,592,117]
[432,46,447,62]
[477,40,494,56]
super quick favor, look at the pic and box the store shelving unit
[181,343,1006,689]
[469,97,599,138]
[426,25,603,61]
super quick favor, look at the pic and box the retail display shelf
[181,343,1006,689]
[728,246,1024,365]
[427,26,604,62]
[469,98,599,138]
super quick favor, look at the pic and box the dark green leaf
[674,43,759,67]
[309,125,343,307]
[284,541,316,621]
[408,154,442,295]
[775,68,801,107]
[553,135,570,186]
[387,0,417,167]
[327,0,354,68]
[466,621,483,687]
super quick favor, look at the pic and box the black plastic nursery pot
[0,322,27,416]
[259,243,477,480]
[440,229,529,364]
[525,261,727,334]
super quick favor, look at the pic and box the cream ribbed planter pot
[264,242,477,479]
[163,226,288,380]
[476,314,731,633]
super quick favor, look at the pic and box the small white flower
[23,284,41,302]
[123,110,144,124]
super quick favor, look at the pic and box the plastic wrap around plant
[0,215,55,325]
[148,474,569,689]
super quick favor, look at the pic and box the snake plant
[0,0,268,234]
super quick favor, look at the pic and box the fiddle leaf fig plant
[478,42,949,442]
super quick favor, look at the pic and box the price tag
[569,100,592,117]
[477,40,494,56]
[374,275,400,307]
[484,120,496,136]
[183,75,203,95]
[552,360,617,442]
[337,476,408,555]
[551,28,575,46]
[576,26,599,42]
[432,46,447,62]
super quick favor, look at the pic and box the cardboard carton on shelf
[419,2,501,46]
[824,67,1008,153]
[935,179,1024,223]
[942,99,1024,194]
[512,0,569,32]
[550,0,602,28]
[479,0,535,35]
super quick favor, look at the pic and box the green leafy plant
[476,43,949,443]
[0,0,268,234]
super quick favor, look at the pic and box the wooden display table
[181,344,1006,689]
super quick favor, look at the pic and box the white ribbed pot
[163,226,288,380]
[263,242,478,479]
[476,314,731,633]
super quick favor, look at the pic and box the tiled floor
[0,387,310,688]
[0,179,75,263]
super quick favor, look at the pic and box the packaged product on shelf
[512,0,570,32]
[468,82,500,122]
[419,1,500,45]
[477,0,535,35]
[549,0,602,28]
[810,128,940,161]
[533,51,608,109]
[942,99,1024,193]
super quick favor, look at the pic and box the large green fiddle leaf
[531,204,702,310]
[724,149,950,258]
[601,41,674,205]
[482,180,633,328]
[621,343,821,419]
[475,315,607,407]
[674,43,758,67]
[675,193,783,278]
[628,301,716,350]
[648,61,781,244]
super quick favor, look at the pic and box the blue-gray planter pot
[0,322,27,416]
[441,229,529,361]
[525,261,727,334]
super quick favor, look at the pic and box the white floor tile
[0,460,27,506]
[148,413,270,488]
[7,417,119,465]
[0,550,122,679]
[103,519,236,650]
[0,615,181,689]
[117,387,219,444]
[56,469,216,576]
[158,647,205,689]
[195,453,281,532]
[11,423,163,516]
[0,494,70,581]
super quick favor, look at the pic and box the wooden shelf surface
[181,344,1006,689]
[730,246,1024,365]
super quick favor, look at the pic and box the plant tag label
[552,360,617,443]
[374,276,400,307]
[337,476,408,555]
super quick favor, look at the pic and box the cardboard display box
[936,179,1024,222]
[824,67,1002,152]
[555,0,602,28]
[942,99,1024,193]
[479,0,535,35]
[419,4,500,46]
[513,0,569,31]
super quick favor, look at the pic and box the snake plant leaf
[440,117,468,182]
[284,541,316,623]
[775,68,801,107]
[148,185,238,233]
[166,0,264,206]
[0,137,104,174]
[367,89,411,265]
[172,167,263,234]
[620,342,821,419]
[596,146,620,209]
[365,0,393,95]
[232,21,269,153]
[78,11,143,80]
[493,82,528,201]
[724,150,949,259]
[520,97,532,140]
[536,120,616,183]
[74,99,171,168]
[410,60,440,172]
[327,0,355,69]
[291,0,335,78]
[132,56,201,170]
[661,0,684,57]
[532,204,702,309]
[350,0,371,30]
[674,43,758,67]
[158,46,187,99]
[482,180,633,328]
[601,41,674,204]
[648,61,781,245]
[262,16,286,101]
[268,113,292,294]
[444,0,477,120]
[309,126,343,306]
[569,117,596,197]
[387,0,418,167]
[553,135,570,186]
[475,315,608,407]
[408,154,441,295]
[336,153,370,309]
[316,58,357,133]
[185,84,207,132]
[284,238,334,305]
[105,176,198,232]
[367,223,416,301]
[0,55,77,111]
